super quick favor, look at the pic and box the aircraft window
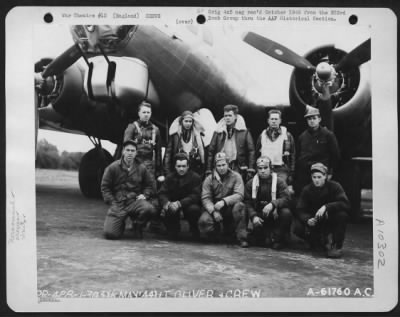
[116,25,135,40]
[70,25,136,51]
[71,25,88,41]
[85,25,95,33]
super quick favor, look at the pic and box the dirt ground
[36,169,373,299]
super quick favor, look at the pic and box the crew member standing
[206,104,255,181]
[294,107,340,195]
[255,109,295,190]
[164,111,205,177]
[123,101,165,184]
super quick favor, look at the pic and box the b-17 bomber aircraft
[34,24,371,221]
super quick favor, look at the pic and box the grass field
[36,168,79,186]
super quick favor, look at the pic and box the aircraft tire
[79,148,113,198]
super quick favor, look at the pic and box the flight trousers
[163,204,202,237]
[250,207,292,244]
[198,202,247,242]
[103,199,157,239]
[293,210,348,248]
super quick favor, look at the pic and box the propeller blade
[42,44,82,78]
[243,32,316,71]
[335,38,371,71]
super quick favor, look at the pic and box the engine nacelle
[84,56,160,110]
[49,63,84,116]
[289,45,371,127]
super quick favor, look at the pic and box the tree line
[36,139,84,170]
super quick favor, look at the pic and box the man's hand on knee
[307,217,317,227]
[214,200,225,211]
[253,216,264,227]
[212,211,223,223]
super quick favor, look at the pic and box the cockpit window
[70,25,136,52]
[71,25,88,41]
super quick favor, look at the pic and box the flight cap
[304,107,321,118]
[214,152,228,163]
[310,162,328,175]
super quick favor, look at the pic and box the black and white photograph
[5,6,398,312]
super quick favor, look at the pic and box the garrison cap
[304,107,321,118]
[256,156,271,168]
[310,162,328,175]
[214,152,228,163]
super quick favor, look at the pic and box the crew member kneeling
[245,156,292,249]
[293,163,350,258]
[199,152,248,247]
[158,153,202,240]
[101,139,157,239]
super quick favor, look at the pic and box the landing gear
[79,137,113,198]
